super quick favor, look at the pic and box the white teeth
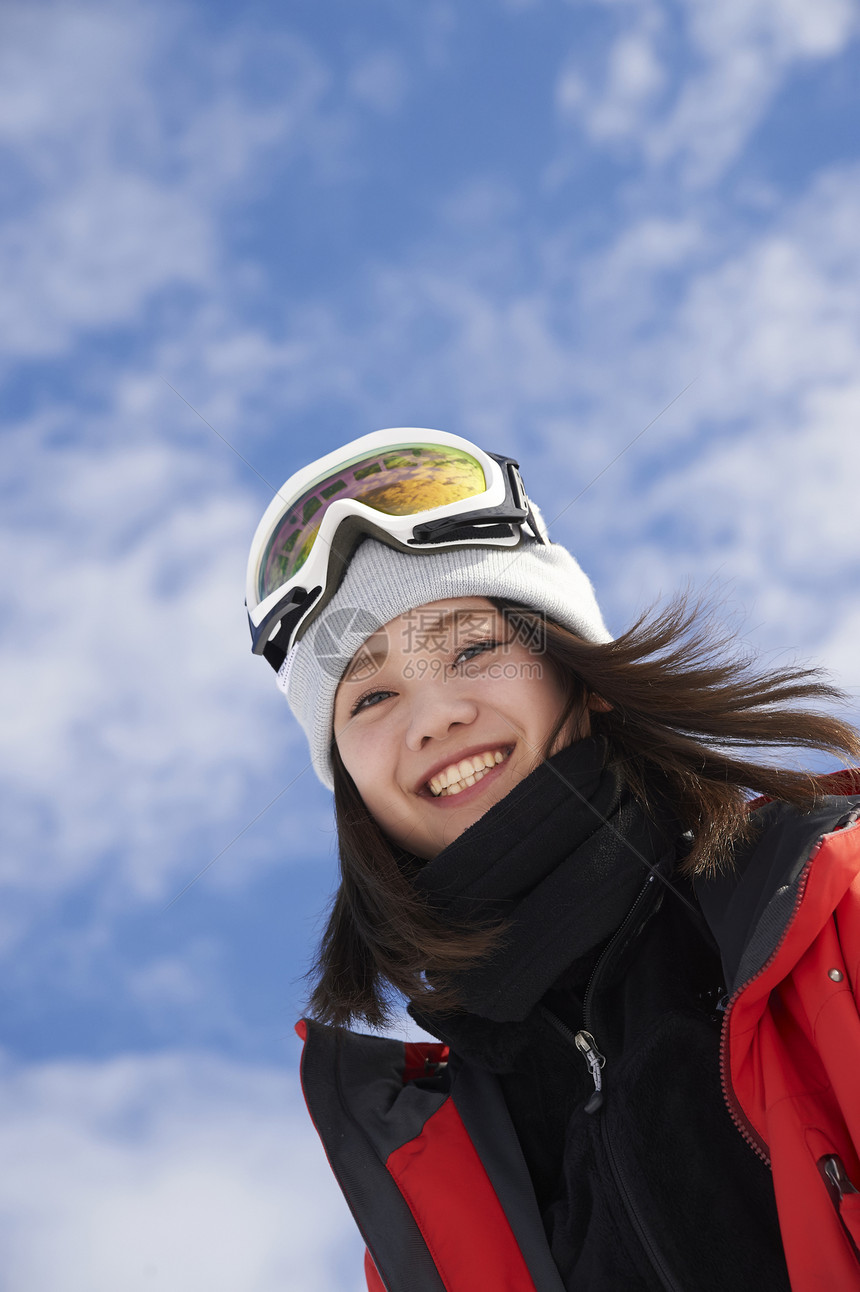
[426,748,509,796]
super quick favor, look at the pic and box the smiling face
[333,596,587,860]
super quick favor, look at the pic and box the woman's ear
[587,694,612,713]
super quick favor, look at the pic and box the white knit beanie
[278,533,612,789]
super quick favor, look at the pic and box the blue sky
[3,1,860,1287]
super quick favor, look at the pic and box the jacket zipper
[574,1030,606,1113]
[542,871,685,1291]
[541,1006,607,1112]
[581,873,660,1039]
[601,1114,685,1292]
[542,873,660,1109]
[589,872,686,1292]
[718,846,818,1167]
[719,809,860,1167]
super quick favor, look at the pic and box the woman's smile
[420,744,513,800]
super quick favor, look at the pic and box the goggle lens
[258,442,487,601]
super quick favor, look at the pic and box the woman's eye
[351,689,394,716]
[453,639,499,666]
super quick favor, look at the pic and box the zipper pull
[819,1156,860,1264]
[574,1029,606,1113]
[821,1154,860,1203]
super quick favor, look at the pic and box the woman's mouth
[426,747,512,797]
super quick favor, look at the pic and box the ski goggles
[246,427,546,670]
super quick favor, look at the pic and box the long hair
[308,595,860,1027]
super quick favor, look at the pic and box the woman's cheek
[347,724,394,787]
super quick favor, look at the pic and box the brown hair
[308,595,860,1027]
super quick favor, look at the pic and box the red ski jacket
[298,777,860,1291]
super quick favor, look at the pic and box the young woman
[246,428,860,1292]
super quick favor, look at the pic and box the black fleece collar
[413,736,677,1024]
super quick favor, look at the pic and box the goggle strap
[251,584,322,657]
[524,501,548,545]
[260,594,315,668]
[263,638,287,672]
[408,520,518,544]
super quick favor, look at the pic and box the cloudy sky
[3,1,860,1287]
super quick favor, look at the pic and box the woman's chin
[420,783,515,857]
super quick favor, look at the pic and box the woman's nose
[404,690,478,751]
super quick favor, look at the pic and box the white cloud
[644,165,860,426]
[127,941,224,1014]
[690,0,856,65]
[0,1049,365,1292]
[555,0,858,185]
[533,165,860,703]
[0,3,162,153]
[439,178,520,228]
[0,177,214,356]
[620,380,860,619]
[348,50,409,114]
[0,0,333,357]
[557,11,665,140]
[0,388,327,912]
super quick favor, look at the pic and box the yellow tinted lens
[258,443,486,601]
[353,448,485,517]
